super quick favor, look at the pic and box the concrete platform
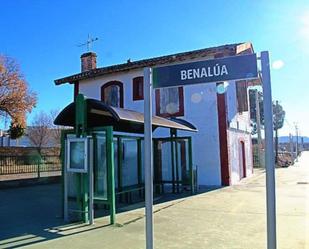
[0,153,308,248]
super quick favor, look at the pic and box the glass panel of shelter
[121,138,138,187]
[87,127,115,224]
[123,136,192,196]
[113,137,118,189]
[63,133,82,221]
[93,132,108,200]
[113,136,143,204]
[87,131,194,212]
[61,125,194,224]
[155,137,192,194]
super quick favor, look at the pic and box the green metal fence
[0,155,61,175]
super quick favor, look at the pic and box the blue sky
[1,0,308,136]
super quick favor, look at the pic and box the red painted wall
[217,89,230,186]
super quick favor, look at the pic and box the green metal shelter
[55,94,197,224]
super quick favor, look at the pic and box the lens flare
[272,60,284,70]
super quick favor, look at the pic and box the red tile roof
[55,42,252,85]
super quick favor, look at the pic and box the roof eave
[54,42,247,85]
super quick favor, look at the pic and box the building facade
[55,42,259,186]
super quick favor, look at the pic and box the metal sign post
[261,51,277,249]
[64,139,69,222]
[143,52,276,249]
[143,67,154,249]
[88,138,94,225]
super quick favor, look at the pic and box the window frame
[155,86,184,118]
[132,76,144,101]
[236,80,248,113]
[101,81,124,108]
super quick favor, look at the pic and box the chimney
[80,52,97,72]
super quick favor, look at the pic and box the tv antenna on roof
[78,34,99,52]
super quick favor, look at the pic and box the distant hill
[279,136,309,143]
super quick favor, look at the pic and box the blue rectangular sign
[152,54,258,88]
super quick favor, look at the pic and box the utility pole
[289,133,294,160]
[274,101,279,164]
[301,137,304,152]
[255,90,263,167]
[295,123,299,161]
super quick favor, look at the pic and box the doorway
[240,141,246,179]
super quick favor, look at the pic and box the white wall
[79,69,145,112]
[78,62,253,186]
[228,130,253,185]
[226,81,251,133]
[226,81,253,184]
[179,83,221,185]
[79,68,222,186]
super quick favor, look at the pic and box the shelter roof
[54,98,197,133]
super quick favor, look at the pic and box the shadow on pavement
[113,185,224,216]
[0,184,67,248]
[0,183,223,248]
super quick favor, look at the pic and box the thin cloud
[299,11,309,40]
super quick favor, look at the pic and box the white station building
[55,42,260,186]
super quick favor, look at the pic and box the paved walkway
[0,152,308,249]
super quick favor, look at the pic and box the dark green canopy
[54,98,197,134]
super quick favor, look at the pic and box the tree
[27,111,52,156]
[9,123,25,139]
[250,90,286,163]
[273,101,285,163]
[49,109,63,147]
[0,55,36,133]
[26,110,64,156]
[249,90,264,135]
